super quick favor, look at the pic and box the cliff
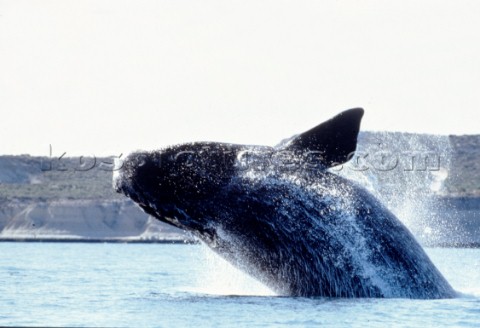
[0,198,188,242]
[0,155,189,242]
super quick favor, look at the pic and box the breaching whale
[114,108,455,298]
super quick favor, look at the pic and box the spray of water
[191,244,275,296]
[338,131,454,245]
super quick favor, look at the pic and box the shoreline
[0,238,477,248]
[0,237,198,244]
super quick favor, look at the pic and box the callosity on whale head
[114,108,455,299]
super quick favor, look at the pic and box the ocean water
[0,243,479,327]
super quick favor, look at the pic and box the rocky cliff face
[0,199,187,241]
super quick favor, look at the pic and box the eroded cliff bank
[0,198,189,242]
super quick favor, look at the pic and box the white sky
[0,0,479,156]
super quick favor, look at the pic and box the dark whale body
[114,108,455,298]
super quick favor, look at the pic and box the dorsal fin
[282,108,364,168]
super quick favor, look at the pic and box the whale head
[114,142,242,235]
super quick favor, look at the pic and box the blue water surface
[0,243,479,327]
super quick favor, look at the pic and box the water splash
[191,244,275,296]
[338,131,454,245]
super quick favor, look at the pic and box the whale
[113,108,455,298]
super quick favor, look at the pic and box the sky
[0,0,479,156]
